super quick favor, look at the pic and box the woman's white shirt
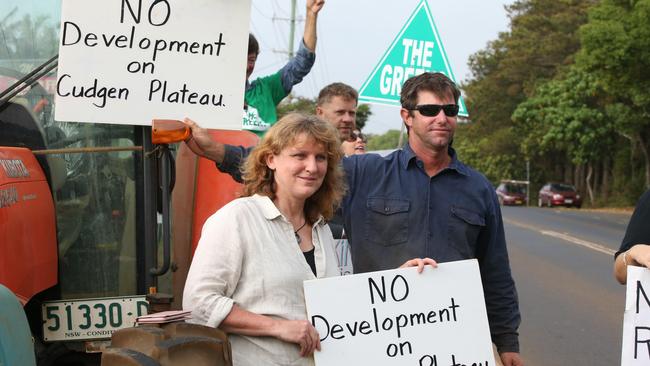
[183,194,340,366]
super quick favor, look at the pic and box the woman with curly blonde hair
[241,112,345,223]
[184,113,434,366]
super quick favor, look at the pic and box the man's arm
[182,118,251,183]
[277,0,324,93]
[477,189,522,363]
[303,0,324,52]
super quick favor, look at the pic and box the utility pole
[287,0,297,59]
[273,0,300,61]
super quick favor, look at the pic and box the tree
[366,130,401,151]
[513,67,616,204]
[455,0,598,195]
[577,0,650,189]
[277,96,317,118]
[460,0,594,185]
[355,104,372,131]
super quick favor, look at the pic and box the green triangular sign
[358,0,468,117]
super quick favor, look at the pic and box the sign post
[622,266,650,365]
[304,259,493,365]
[358,0,468,117]
[55,0,251,129]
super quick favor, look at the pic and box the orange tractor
[0,57,257,365]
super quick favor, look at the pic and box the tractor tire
[102,322,232,366]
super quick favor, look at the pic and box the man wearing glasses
[341,129,367,156]
[184,73,522,365]
[342,72,522,366]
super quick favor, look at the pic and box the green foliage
[277,97,317,118]
[457,0,650,204]
[355,104,372,131]
[459,0,593,189]
[513,67,615,165]
[367,130,401,151]
[576,0,650,189]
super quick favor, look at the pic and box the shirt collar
[400,143,470,176]
[252,194,325,225]
[254,194,283,220]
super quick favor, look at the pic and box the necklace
[294,220,307,245]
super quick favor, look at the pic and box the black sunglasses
[410,104,459,117]
[349,131,367,143]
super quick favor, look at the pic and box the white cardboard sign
[55,0,250,129]
[622,266,650,365]
[304,259,494,366]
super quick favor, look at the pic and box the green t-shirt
[242,71,288,137]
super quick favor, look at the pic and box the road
[501,206,632,366]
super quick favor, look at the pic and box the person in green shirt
[243,0,325,137]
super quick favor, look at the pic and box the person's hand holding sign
[500,352,524,366]
[182,118,226,164]
[399,257,437,273]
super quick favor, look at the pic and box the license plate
[42,296,148,341]
[565,199,573,204]
[515,200,522,204]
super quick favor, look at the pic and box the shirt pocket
[365,197,410,246]
[448,206,485,258]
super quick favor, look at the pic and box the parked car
[496,181,528,206]
[538,183,582,208]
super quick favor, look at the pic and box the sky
[250,0,514,134]
[3,0,513,134]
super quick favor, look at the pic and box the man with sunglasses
[341,72,522,366]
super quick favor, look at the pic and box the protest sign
[622,266,650,365]
[304,259,494,365]
[55,0,250,129]
[358,0,468,117]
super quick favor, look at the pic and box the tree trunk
[602,157,610,203]
[593,162,600,200]
[575,164,585,193]
[586,163,594,206]
[639,133,650,189]
[564,162,572,183]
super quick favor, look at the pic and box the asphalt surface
[501,205,631,366]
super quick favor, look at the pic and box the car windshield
[552,184,576,192]
[505,184,526,194]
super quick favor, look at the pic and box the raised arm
[303,0,325,52]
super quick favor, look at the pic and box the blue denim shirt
[342,144,520,353]
[245,40,316,93]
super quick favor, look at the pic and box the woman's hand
[615,244,650,284]
[273,319,321,357]
[627,244,650,268]
[399,257,438,273]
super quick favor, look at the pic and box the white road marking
[504,219,616,256]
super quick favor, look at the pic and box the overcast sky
[250,0,514,134]
[6,0,513,134]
